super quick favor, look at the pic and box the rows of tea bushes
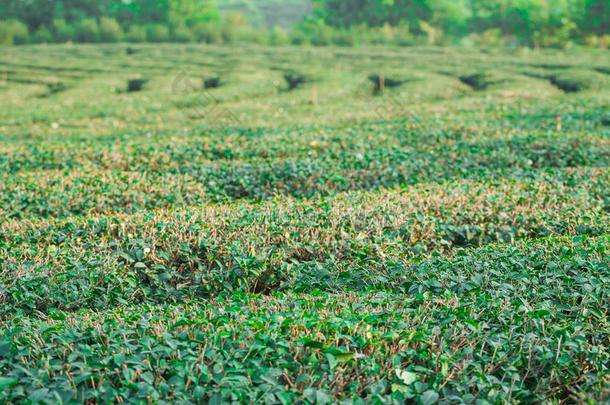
[1,170,609,314]
[1,235,608,403]
[1,134,608,219]
[0,44,608,403]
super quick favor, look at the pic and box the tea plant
[0,43,608,404]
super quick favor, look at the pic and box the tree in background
[0,19,29,45]
[312,0,430,28]
[0,0,608,47]
[74,18,100,42]
[0,0,219,30]
[168,0,219,26]
[580,0,610,47]
[0,0,56,31]
[109,0,171,26]
[99,16,124,42]
[311,0,608,47]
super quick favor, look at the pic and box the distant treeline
[313,0,609,48]
[0,0,608,48]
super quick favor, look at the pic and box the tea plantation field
[0,44,609,404]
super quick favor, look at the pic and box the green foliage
[296,19,333,46]
[331,27,357,46]
[389,21,414,45]
[0,235,609,403]
[461,28,506,47]
[51,18,75,42]
[219,13,261,43]
[168,0,219,26]
[31,25,53,43]
[290,20,419,47]
[171,23,195,42]
[1,0,608,47]
[268,25,290,45]
[125,24,147,42]
[0,21,11,46]
[99,17,123,42]
[310,0,610,48]
[0,19,29,45]
[0,43,608,403]
[0,0,56,31]
[146,23,170,42]
[9,19,29,44]
[582,0,610,36]
[288,27,310,44]
[74,18,100,43]
[192,21,223,43]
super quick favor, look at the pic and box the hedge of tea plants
[0,44,608,404]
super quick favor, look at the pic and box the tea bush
[0,43,608,404]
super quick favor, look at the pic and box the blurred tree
[169,0,219,26]
[1,0,607,46]
[0,0,57,30]
[582,0,609,36]
[0,0,219,30]
[427,0,470,36]
[99,17,123,42]
[109,0,171,25]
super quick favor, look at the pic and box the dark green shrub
[298,21,333,46]
[332,28,356,46]
[219,13,265,43]
[192,22,222,43]
[146,24,170,42]
[393,22,414,46]
[172,24,194,42]
[290,29,309,45]
[312,28,332,46]
[0,21,11,45]
[0,19,29,45]
[125,25,146,42]
[220,21,236,43]
[75,18,100,43]
[99,17,123,42]
[31,26,53,43]
[12,20,29,44]
[268,26,290,46]
[52,19,75,42]
[368,23,396,45]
